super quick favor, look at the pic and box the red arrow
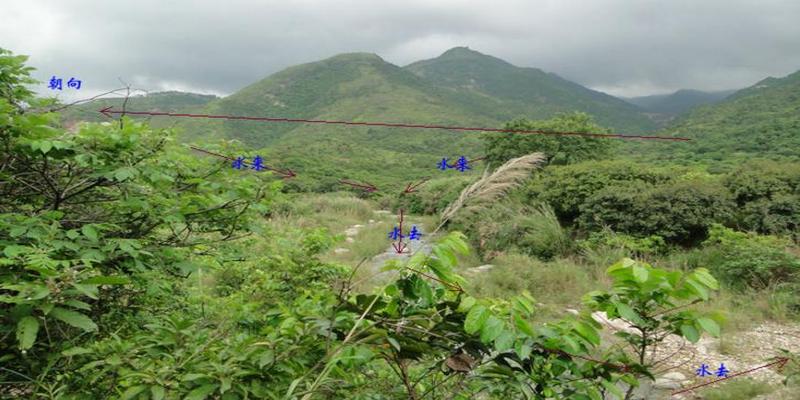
[98,107,691,141]
[339,179,378,193]
[188,145,296,179]
[402,178,430,194]
[672,357,790,395]
[392,242,407,254]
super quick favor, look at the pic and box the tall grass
[273,192,375,231]
[467,252,610,316]
[517,203,572,260]
[440,153,544,226]
[701,379,776,400]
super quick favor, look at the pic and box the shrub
[701,224,800,289]
[739,194,800,239]
[524,160,674,223]
[483,112,616,167]
[723,160,800,205]
[516,203,572,260]
[578,179,734,245]
[579,229,667,260]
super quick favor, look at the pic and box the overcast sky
[3,0,800,101]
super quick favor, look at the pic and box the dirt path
[366,219,432,284]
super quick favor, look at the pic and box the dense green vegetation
[638,69,800,163]
[405,47,656,133]
[3,44,800,400]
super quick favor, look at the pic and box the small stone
[353,224,364,228]
[345,237,355,243]
[566,308,579,316]
[344,228,359,236]
[333,248,350,254]
[653,378,682,390]
[661,372,686,381]
[368,219,375,223]
[373,210,391,214]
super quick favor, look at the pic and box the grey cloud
[2,0,799,100]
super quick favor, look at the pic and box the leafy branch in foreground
[293,231,721,399]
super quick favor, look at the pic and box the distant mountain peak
[440,46,483,57]
[434,46,511,66]
[325,52,385,64]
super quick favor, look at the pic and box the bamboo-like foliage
[439,153,545,226]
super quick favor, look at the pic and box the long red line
[101,108,690,141]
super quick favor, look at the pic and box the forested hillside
[405,47,656,132]
[647,70,800,162]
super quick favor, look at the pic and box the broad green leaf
[692,268,719,290]
[632,264,649,283]
[607,258,635,274]
[150,385,165,400]
[601,380,624,399]
[62,347,93,356]
[81,225,99,242]
[64,299,92,310]
[120,385,147,400]
[71,283,99,299]
[16,316,39,350]
[464,305,489,335]
[573,321,600,346]
[685,279,709,301]
[114,167,136,181]
[39,140,52,154]
[480,316,504,343]
[457,296,476,313]
[258,350,275,368]
[185,384,218,400]
[615,302,645,325]
[50,307,97,332]
[515,341,532,360]
[182,373,208,382]
[3,245,29,258]
[680,324,700,343]
[494,331,514,351]
[387,337,401,351]
[562,335,580,353]
[513,295,535,317]
[696,317,720,337]
[433,246,456,269]
[514,312,535,337]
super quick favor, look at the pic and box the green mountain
[181,50,661,190]
[640,70,800,162]
[404,47,657,133]
[182,52,514,190]
[625,89,735,116]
